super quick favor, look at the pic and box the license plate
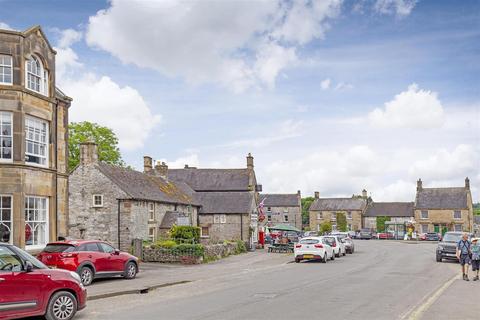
[446,253,456,257]
[303,255,314,259]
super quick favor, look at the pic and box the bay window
[25,196,49,248]
[0,112,12,161]
[0,55,12,85]
[25,116,48,166]
[0,195,12,243]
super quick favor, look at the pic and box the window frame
[148,227,155,242]
[317,212,323,220]
[24,196,49,250]
[25,55,49,96]
[267,215,272,222]
[347,211,352,220]
[454,224,463,232]
[284,214,289,222]
[24,115,49,167]
[201,226,209,238]
[148,203,155,221]
[421,224,429,233]
[92,194,104,208]
[0,195,13,244]
[214,214,227,224]
[453,210,461,220]
[0,55,13,85]
[420,210,428,220]
[0,111,13,163]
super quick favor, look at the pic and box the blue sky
[2,0,479,201]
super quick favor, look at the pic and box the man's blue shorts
[460,254,471,266]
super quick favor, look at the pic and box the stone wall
[414,209,473,233]
[199,213,251,243]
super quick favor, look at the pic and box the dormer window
[26,55,48,96]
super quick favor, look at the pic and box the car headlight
[70,271,82,285]
[437,246,443,251]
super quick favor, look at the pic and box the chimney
[143,156,153,173]
[155,161,168,178]
[314,191,319,199]
[80,142,98,165]
[417,178,423,191]
[465,177,470,190]
[184,164,189,169]
[247,153,254,170]
[297,190,301,196]
[362,189,367,199]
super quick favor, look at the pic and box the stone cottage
[363,202,414,234]
[309,191,368,232]
[414,178,474,234]
[69,143,201,251]
[259,192,302,229]
[0,26,70,250]
[167,153,260,244]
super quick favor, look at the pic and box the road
[75,241,479,320]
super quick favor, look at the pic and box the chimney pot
[417,178,423,191]
[247,153,254,169]
[465,177,470,190]
[314,191,319,199]
[155,161,168,178]
[297,190,301,196]
[362,189,367,199]
[80,142,98,165]
[143,156,153,173]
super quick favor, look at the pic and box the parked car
[331,232,354,254]
[323,235,346,257]
[377,232,394,240]
[294,237,334,263]
[436,232,472,262]
[359,228,373,240]
[347,231,356,239]
[302,231,318,238]
[421,233,441,241]
[0,243,86,320]
[37,240,139,286]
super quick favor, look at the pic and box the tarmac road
[74,240,480,320]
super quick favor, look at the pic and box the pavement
[70,241,480,319]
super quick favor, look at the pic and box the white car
[323,235,346,257]
[294,237,334,263]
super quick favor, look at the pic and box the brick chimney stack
[247,153,254,170]
[417,178,423,191]
[465,177,470,190]
[314,191,319,199]
[155,161,168,178]
[143,156,153,173]
[80,142,98,165]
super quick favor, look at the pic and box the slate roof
[97,163,200,206]
[309,198,366,211]
[415,187,469,209]
[260,194,299,207]
[364,202,414,217]
[168,168,251,192]
[196,192,255,214]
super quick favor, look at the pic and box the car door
[99,242,124,272]
[79,242,106,272]
[0,246,44,318]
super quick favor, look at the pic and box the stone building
[259,192,302,229]
[69,143,200,251]
[168,154,260,244]
[363,202,414,232]
[414,178,474,234]
[309,191,367,232]
[0,26,70,250]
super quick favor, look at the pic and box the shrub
[235,240,247,254]
[320,222,332,234]
[169,225,200,242]
[336,212,347,232]
[153,240,177,249]
[174,244,204,257]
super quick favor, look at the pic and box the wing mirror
[114,249,120,255]
[24,261,34,272]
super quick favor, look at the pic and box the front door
[434,225,440,233]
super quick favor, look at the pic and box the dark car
[359,228,373,240]
[37,240,139,286]
[436,232,471,262]
[424,232,441,241]
[0,243,86,320]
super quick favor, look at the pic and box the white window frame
[0,112,13,162]
[92,194,104,208]
[420,210,428,219]
[347,211,352,220]
[24,196,49,250]
[267,215,272,222]
[0,55,13,85]
[283,208,289,214]
[454,224,463,232]
[453,210,461,220]
[284,215,289,222]
[421,224,429,233]
[214,214,226,224]
[317,212,323,220]
[347,224,352,231]
[148,203,155,221]
[148,227,155,242]
[200,226,209,238]
[267,207,271,213]
[331,212,337,222]
[25,116,49,167]
[0,195,13,244]
[25,55,48,96]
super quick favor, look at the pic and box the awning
[268,224,301,233]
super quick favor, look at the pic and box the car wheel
[45,291,77,320]
[436,255,442,262]
[343,250,346,256]
[322,254,327,263]
[124,261,137,279]
[295,258,301,263]
[331,253,335,261]
[79,266,94,286]
[335,251,340,258]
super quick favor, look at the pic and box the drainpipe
[54,102,58,241]
[240,213,243,241]
[117,200,121,248]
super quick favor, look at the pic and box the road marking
[402,273,460,320]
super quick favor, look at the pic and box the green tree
[301,197,315,227]
[336,212,347,232]
[320,222,332,235]
[376,216,391,232]
[68,121,124,171]
[474,203,480,215]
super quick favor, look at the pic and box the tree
[336,212,347,232]
[320,222,332,235]
[376,216,391,232]
[68,122,124,171]
[301,197,315,227]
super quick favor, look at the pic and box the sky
[2,0,479,202]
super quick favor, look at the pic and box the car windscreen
[15,247,47,269]
[43,244,76,253]
[299,239,319,245]
[334,234,347,240]
[323,237,336,245]
[443,233,462,242]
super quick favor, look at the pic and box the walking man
[471,238,480,281]
[457,232,472,281]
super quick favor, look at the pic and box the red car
[37,240,139,286]
[0,243,86,320]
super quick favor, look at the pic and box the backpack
[459,240,471,256]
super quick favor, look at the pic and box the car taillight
[314,244,323,248]
[60,252,78,258]
[295,244,302,248]
[332,243,336,247]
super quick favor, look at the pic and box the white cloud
[334,81,354,91]
[86,0,342,92]
[371,180,416,202]
[55,47,83,81]
[0,22,12,30]
[369,83,445,128]
[160,154,200,169]
[56,28,82,48]
[374,0,417,17]
[321,78,331,90]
